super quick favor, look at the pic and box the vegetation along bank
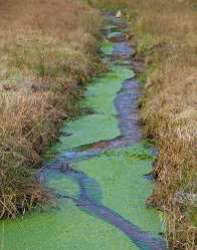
[0,0,196,249]
[88,0,197,249]
[0,0,103,218]
[128,1,197,249]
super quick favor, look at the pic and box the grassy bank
[0,0,103,218]
[126,0,197,249]
[87,0,127,11]
[88,0,196,248]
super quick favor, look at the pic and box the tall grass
[86,0,128,12]
[0,0,102,218]
[126,0,197,249]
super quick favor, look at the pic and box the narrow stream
[0,14,165,250]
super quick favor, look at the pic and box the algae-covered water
[0,15,164,250]
[0,145,162,250]
[45,65,134,158]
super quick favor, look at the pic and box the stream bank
[0,14,165,250]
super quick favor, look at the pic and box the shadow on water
[43,167,165,250]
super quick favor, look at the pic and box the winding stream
[0,14,165,250]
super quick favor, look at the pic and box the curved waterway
[0,14,165,250]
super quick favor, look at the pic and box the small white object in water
[116,10,122,18]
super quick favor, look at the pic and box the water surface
[0,14,165,250]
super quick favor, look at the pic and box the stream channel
[0,14,166,250]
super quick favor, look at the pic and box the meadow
[127,0,197,249]
[0,0,102,218]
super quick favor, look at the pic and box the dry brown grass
[0,0,102,218]
[126,0,197,249]
[87,0,128,11]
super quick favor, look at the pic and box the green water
[0,145,162,250]
[45,65,134,159]
[100,40,114,55]
[0,21,163,250]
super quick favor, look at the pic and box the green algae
[45,170,80,198]
[51,114,118,155]
[83,65,134,115]
[0,199,137,250]
[107,31,122,40]
[100,40,114,56]
[0,18,164,250]
[103,24,128,38]
[76,144,162,236]
[0,144,161,250]
[45,65,134,158]
[0,168,136,250]
[103,24,119,31]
